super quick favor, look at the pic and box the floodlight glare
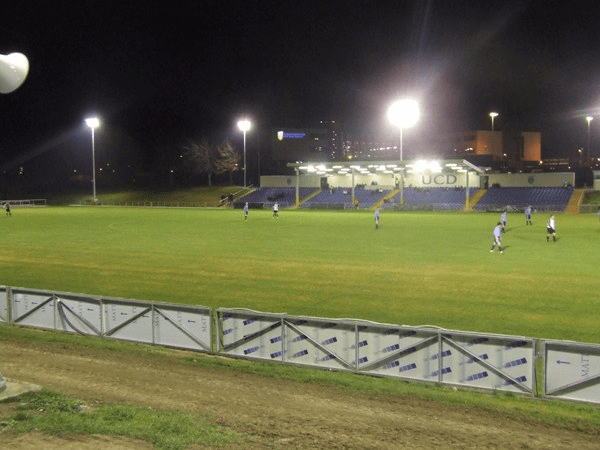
[237,119,251,132]
[388,100,419,129]
[85,117,100,129]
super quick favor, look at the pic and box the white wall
[486,172,574,187]
[261,172,479,189]
[261,172,573,189]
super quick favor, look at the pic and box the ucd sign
[421,174,458,185]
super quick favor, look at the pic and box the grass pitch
[1,206,599,344]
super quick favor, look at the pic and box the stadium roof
[287,159,485,176]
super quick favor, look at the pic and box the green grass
[1,389,240,450]
[2,207,599,343]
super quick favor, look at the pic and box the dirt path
[0,338,598,449]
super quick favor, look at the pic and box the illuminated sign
[277,131,306,141]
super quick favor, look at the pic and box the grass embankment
[45,185,248,206]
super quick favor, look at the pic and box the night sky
[2,0,600,178]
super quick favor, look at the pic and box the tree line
[181,138,241,186]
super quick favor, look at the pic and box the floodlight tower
[586,116,593,161]
[489,112,499,132]
[237,119,251,187]
[85,117,100,202]
[489,112,499,169]
[388,99,419,206]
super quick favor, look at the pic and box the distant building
[452,130,541,171]
[266,122,543,175]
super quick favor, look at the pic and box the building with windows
[453,129,541,171]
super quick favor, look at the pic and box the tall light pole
[237,119,251,187]
[489,112,499,131]
[489,112,499,169]
[388,99,419,206]
[586,116,593,162]
[85,117,100,202]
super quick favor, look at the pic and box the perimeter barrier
[0,199,47,207]
[0,287,212,353]
[215,309,536,396]
[2,285,600,405]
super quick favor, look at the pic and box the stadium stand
[473,186,573,212]
[382,187,479,211]
[301,187,390,209]
[235,185,573,212]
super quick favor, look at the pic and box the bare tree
[214,139,241,185]
[182,138,216,186]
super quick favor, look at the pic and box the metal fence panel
[0,287,7,324]
[356,324,440,382]
[55,294,103,336]
[439,332,535,394]
[219,310,284,360]
[103,298,154,343]
[11,289,56,330]
[543,340,600,404]
[153,304,212,351]
[284,317,357,370]
[216,309,536,395]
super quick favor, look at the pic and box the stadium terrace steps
[467,188,486,211]
[297,188,322,207]
[371,189,400,210]
[565,189,585,214]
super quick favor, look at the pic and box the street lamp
[237,119,251,187]
[388,100,419,206]
[489,112,498,131]
[489,112,499,168]
[85,117,100,202]
[586,116,593,162]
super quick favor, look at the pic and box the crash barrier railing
[215,309,536,396]
[79,200,216,208]
[542,340,600,403]
[0,199,47,207]
[3,285,600,405]
[0,287,211,353]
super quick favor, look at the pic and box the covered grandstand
[234,159,578,212]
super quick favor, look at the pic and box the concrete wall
[261,172,574,189]
[262,172,480,189]
[486,172,574,187]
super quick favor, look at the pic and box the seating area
[236,186,575,212]
[302,187,390,209]
[382,187,479,211]
[473,187,573,212]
